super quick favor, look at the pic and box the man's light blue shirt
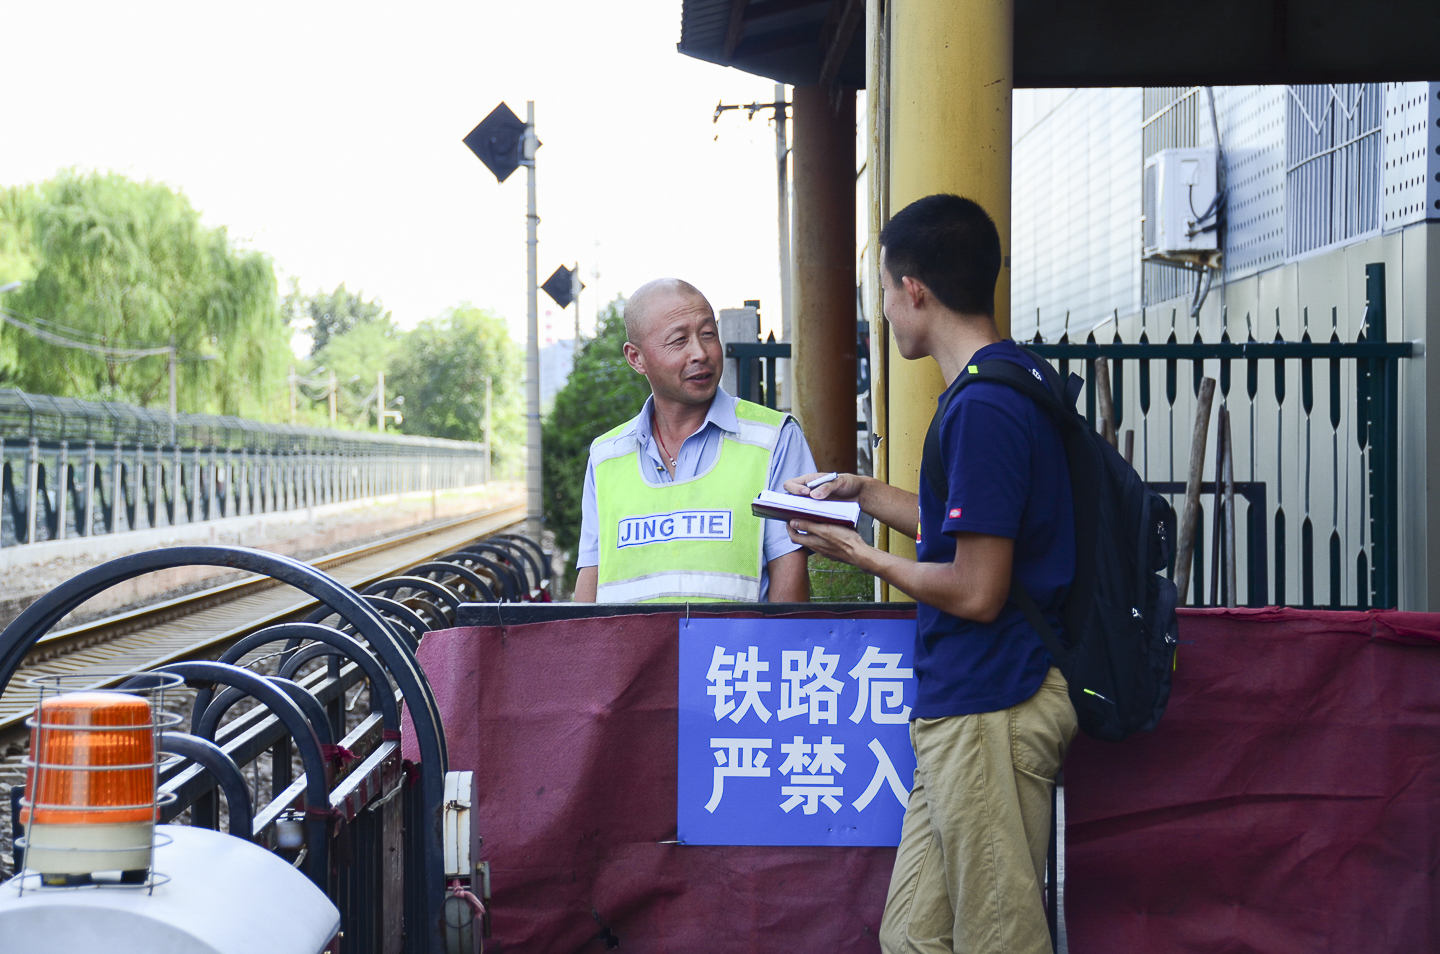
[577,387,817,600]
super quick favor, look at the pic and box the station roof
[678,0,1440,89]
[678,0,865,90]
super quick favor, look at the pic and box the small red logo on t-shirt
[949,508,963,519]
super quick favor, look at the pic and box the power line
[0,306,172,361]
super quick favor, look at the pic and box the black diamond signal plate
[464,103,527,183]
[541,265,584,308]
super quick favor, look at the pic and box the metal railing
[1027,262,1411,609]
[2,535,551,952]
[725,340,790,409]
[0,390,491,548]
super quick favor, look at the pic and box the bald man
[573,279,815,603]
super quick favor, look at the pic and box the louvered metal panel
[1285,84,1383,258]
[1381,82,1440,230]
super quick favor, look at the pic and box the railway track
[0,501,527,743]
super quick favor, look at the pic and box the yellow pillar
[882,0,1013,568]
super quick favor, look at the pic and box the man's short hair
[879,195,1001,316]
[623,278,710,344]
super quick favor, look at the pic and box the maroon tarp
[1065,607,1440,953]
[412,607,1440,952]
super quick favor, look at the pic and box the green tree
[0,170,290,418]
[284,281,391,355]
[387,305,522,454]
[304,305,401,428]
[542,298,652,581]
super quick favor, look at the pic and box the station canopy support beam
[792,83,858,476]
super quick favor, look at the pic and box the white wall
[1084,227,1432,609]
[1011,88,1142,340]
[1010,83,1439,608]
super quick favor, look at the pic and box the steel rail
[0,501,524,741]
[20,501,525,662]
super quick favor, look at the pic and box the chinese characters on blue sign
[678,618,918,846]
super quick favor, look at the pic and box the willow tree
[0,170,291,418]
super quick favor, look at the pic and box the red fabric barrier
[1065,607,1440,953]
[413,607,1440,952]
[414,610,912,953]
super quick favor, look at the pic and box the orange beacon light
[20,690,165,885]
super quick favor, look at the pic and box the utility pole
[591,256,602,332]
[544,264,585,344]
[168,339,181,526]
[523,101,542,532]
[572,261,582,342]
[485,374,493,484]
[714,87,793,408]
[167,340,178,443]
[463,99,542,528]
[328,370,337,426]
[774,83,792,353]
[376,370,386,433]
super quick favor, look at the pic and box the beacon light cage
[15,672,184,894]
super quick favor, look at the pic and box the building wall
[1011,88,1142,340]
[1011,83,1440,609]
[1013,83,1438,335]
[1095,227,1431,610]
[539,338,576,415]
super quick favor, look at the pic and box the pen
[806,472,839,489]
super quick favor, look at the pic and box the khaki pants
[879,667,1079,954]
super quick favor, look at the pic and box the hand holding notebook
[751,489,861,528]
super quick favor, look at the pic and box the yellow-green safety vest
[594,400,790,603]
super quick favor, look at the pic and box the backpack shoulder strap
[921,376,963,500]
[920,354,1072,499]
[969,356,1069,414]
[1010,578,1071,660]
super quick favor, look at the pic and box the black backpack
[921,349,1179,742]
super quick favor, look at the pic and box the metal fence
[2,536,552,952]
[1028,263,1411,610]
[0,390,490,548]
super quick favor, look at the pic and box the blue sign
[677,618,918,846]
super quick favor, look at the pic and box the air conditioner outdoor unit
[1143,147,1220,266]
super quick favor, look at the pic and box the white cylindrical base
[23,820,154,877]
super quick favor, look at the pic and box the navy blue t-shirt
[913,340,1076,719]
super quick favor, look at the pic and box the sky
[0,0,791,350]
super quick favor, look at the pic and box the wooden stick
[1209,406,1227,608]
[1094,357,1117,448]
[1224,408,1237,607]
[1174,377,1216,605]
[1123,429,1135,467]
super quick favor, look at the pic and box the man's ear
[622,341,647,376]
[900,275,927,309]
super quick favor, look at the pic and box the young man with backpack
[784,194,1079,953]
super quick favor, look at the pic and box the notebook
[751,490,861,528]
